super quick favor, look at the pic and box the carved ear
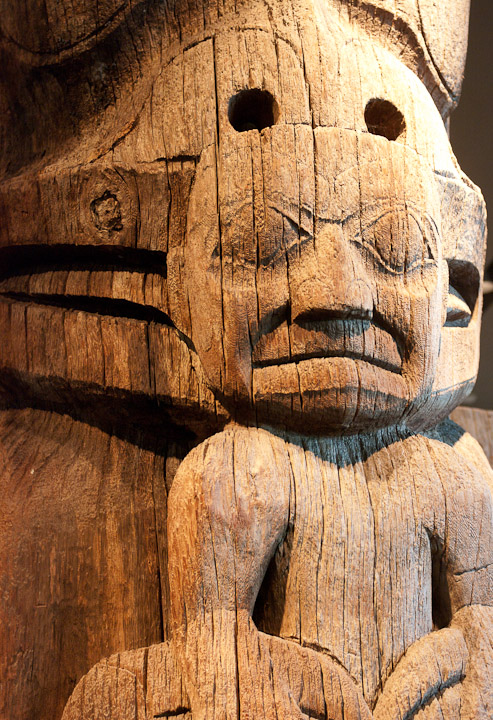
[409,171,486,428]
[62,661,147,720]
[445,259,482,328]
[439,173,486,331]
[0,0,138,64]
[440,259,450,329]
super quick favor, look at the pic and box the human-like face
[167,12,461,433]
[175,132,445,432]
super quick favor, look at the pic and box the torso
[254,427,493,704]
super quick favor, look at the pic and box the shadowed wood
[0,1,491,719]
[451,407,493,468]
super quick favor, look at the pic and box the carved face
[174,131,445,431]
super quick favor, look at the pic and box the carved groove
[0,291,175,326]
[0,244,168,279]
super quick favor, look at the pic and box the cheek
[171,143,262,397]
[375,269,442,363]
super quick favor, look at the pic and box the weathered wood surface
[0,0,491,719]
[0,408,196,719]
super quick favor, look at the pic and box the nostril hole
[228,89,279,133]
[364,98,406,141]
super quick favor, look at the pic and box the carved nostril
[364,98,406,141]
[228,89,279,132]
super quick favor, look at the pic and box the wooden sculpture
[0,1,491,719]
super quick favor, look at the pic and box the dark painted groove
[0,291,175,326]
[252,348,402,374]
[153,708,191,718]
[0,244,167,279]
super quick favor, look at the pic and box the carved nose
[290,224,374,323]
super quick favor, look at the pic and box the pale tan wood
[0,1,490,719]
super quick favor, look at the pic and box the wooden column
[0,1,491,719]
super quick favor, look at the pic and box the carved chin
[245,357,419,433]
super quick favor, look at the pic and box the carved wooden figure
[0,1,491,719]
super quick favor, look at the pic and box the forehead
[1,0,469,114]
[154,9,455,176]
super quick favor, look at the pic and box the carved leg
[450,606,493,719]
[61,650,149,720]
[61,641,192,720]
[373,628,468,720]
[245,628,373,720]
[61,631,372,720]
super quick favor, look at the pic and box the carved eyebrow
[342,201,440,238]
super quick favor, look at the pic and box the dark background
[451,0,493,409]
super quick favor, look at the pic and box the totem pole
[0,1,491,719]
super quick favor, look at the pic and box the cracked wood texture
[0,1,491,719]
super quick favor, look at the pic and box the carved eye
[228,89,279,132]
[365,99,406,141]
[354,208,437,274]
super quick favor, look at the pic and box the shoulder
[423,418,493,495]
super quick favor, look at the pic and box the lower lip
[252,352,402,375]
[252,356,409,410]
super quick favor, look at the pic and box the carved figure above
[0,1,490,720]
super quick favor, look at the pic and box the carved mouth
[0,244,174,326]
[252,317,403,374]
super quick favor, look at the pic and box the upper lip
[252,315,403,374]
